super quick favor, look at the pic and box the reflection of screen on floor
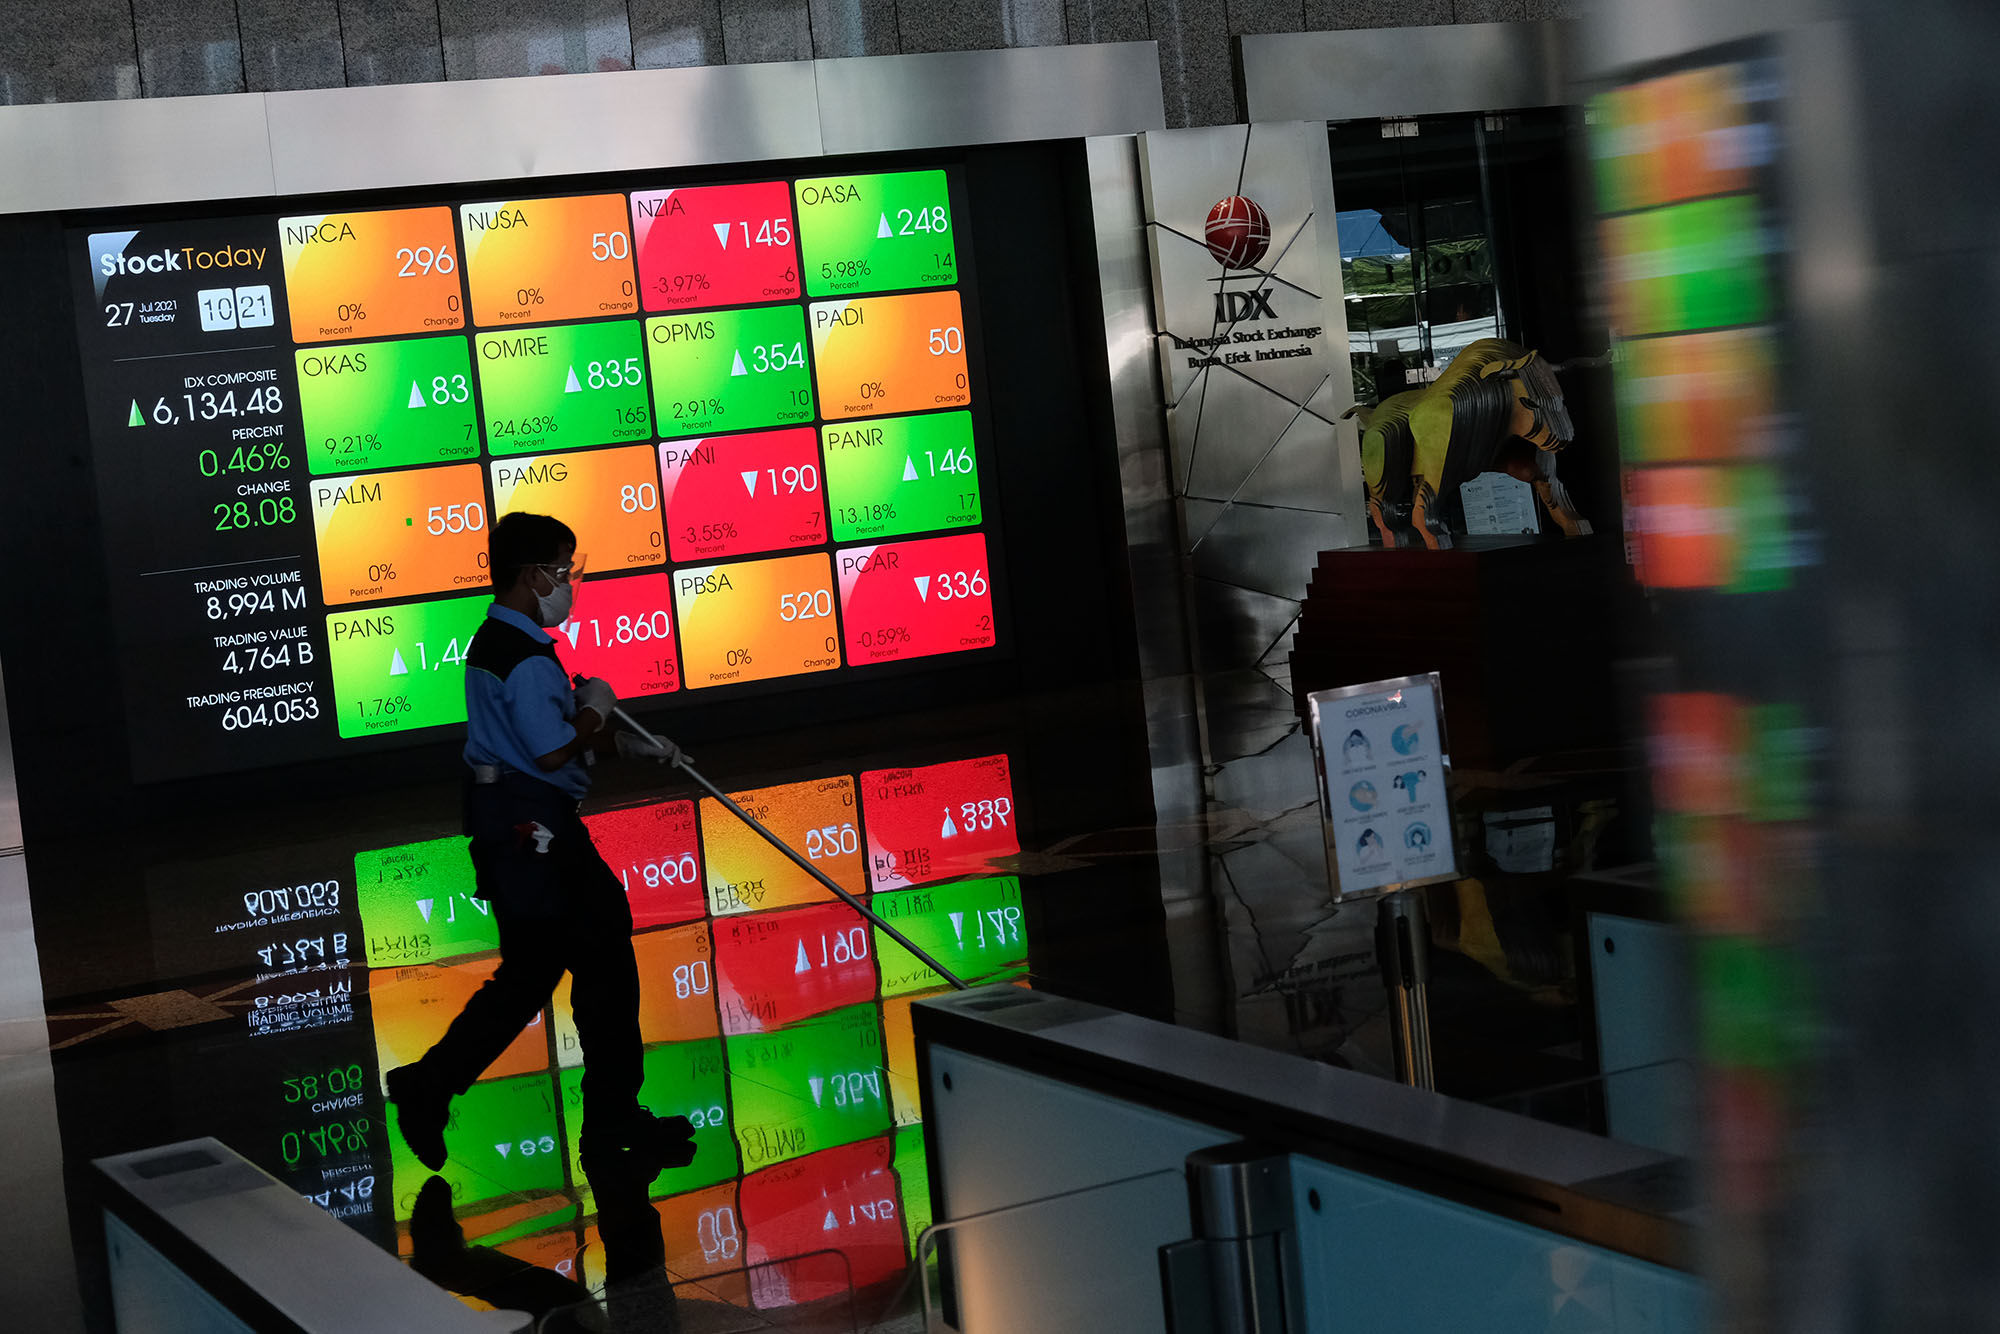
[354,835,488,967]
[700,777,868,915]
[582,800,706,928]
[727,1005,891,1171]
[860,753,1018,890]
[740,1136,907,1300]
[371,960,548,1081]
[716,901,878,1034]
[873,876,1026,993]
[388,1071,562,1218]
[356,741,1021,1300]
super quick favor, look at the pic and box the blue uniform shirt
[463,604,591,799]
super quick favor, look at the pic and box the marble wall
[0,0,1581,124]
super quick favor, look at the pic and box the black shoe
[580,1112,697,1185]
[386,1065,451,1171]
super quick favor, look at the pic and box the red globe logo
[1204,195,1271,270]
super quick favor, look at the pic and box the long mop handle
[596,697,970,991]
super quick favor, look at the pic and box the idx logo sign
[1214,288,1277,322]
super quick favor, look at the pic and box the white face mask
[532,571,574,628]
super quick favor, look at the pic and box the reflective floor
[22,683,1158,1328]
[23,670,1643,1328]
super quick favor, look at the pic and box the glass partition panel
[917,1168,1186,1334]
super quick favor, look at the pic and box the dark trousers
[419,775,643,1138]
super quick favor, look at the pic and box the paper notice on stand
[1460,472,1540,536]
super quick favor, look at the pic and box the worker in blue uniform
[385,512,693,1183]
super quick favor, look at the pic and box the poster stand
[1375,890,1435,1090]
[1306,673,1458,1090]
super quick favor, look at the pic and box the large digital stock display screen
[68,168,1001,780]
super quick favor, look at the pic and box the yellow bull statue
[1347,339,1595,550]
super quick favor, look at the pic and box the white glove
[573,676,617,724]
[616,730,685,766]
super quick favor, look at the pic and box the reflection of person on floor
[409,1176,590,1316]
[386,513,695,1190]
[411,1175,679,1331]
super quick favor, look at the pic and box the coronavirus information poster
[1307,674,1459,898]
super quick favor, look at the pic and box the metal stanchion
[1375,890,1435,1090]
[1158,1143,1303,1334]
[597,698,970,991]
